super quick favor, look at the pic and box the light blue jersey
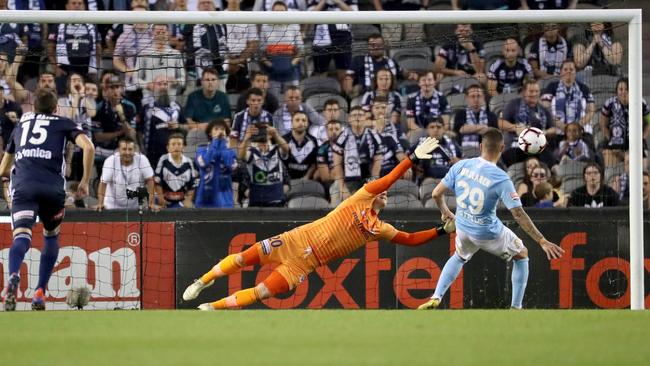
[441,157,522,240]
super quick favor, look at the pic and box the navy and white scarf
[462,107,489,147]
[364,55,397,89]
[517,100,549,130]
[552,82,585,124]
[538,36,568,75]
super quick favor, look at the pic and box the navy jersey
[7,112,83,191]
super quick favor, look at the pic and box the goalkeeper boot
[31,288,46,311]
[3,273,20,311]
[417,297,441,310]
[198,303,215,311]
[183,279,215,301]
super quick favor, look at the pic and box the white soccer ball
[518,127,547,155]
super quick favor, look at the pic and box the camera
[126,186,149,204]
[250,122,269,143]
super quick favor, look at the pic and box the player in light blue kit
[418,128,564,310]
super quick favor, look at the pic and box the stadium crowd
[0,0,647,211]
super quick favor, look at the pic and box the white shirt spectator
[225,22,258,57]
[100,152,154,209]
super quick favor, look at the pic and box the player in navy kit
[1,89,95,311]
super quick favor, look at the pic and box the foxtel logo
[0,246,139,300]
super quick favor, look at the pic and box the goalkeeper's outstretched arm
[390,222,454,247]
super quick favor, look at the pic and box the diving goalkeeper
[183,137,454,310]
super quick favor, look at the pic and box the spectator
[453,84,497,157]
[154,133,197,208]
[20,70,56,111]
[272,86,324,136]
[520,0,577,9]
[99,69,117,99]
[92,75,138,172]
[192,0,227,83]
[0,87,21,153]
[541,59,595,134]
[112,4,153,94]
[259,1,304,96]
[608,152,629,205]
[519,163,562,207]
[140,75,185,166]
[0,1,24,67]
[371,0,427,44]
[345,33,401,96]
[417,117,461,180]
[184,67,231,130]
[254,0,307,11]
[0,47,26,103]
[360,68,402,127]
[371,98,407,178]
[223,0,260,93]
[84,79,99,102]
[573,22,623,76]
[239,124,290,207]
[195,119,237,208]
[568,162,618,207]
[515,156,540,194]
[332,106,383,200]
[499,78,557,167]
[528,23,572,80]
[96,136,158,211]
[310,98,343,144]
[48,0,101,82]
[236,71,279,113]
[487,38,534,97]
[556,122,593,164]
[135,24,186,104]
[281,110,319,180]
[434,24,486,84]
[308,0,357,88]
[316,119,343,185]
[533,182,554,208]
[643,171,650,210]
[600,77,650,167]
[406,70,450,140]
[452,0,508,9]
[230,87,273,150]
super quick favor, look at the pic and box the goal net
[0,7,644,310]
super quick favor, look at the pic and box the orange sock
[200,254,242,284]
[211,288,259,309]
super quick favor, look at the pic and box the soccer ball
[518,127,547,155]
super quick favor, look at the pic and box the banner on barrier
[176,221,650,309]
[0,222,175,310]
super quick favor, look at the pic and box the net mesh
[0,6,639,310]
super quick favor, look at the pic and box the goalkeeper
[183,137,455,310]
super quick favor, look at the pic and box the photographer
[96,136,160,211]
[239,123,290,207]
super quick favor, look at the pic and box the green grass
[1,310,649,366]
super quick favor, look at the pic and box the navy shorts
[312,43,352,73]
[11,186,65,232]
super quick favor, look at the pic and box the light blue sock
[432,253,466,300]
[511,258,529,309]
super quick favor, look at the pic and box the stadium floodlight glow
[0,8,642,310]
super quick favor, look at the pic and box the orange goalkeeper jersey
[295,187,398,264]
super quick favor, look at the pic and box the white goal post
[0,8,643,310]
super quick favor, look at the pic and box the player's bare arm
[74,134,95,198]
[510,207,564,260]
[0,152,14,178]
[432,181,455,222]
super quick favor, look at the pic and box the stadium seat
[390,47,432,63]
[507,161,527,185]
[351,24,381,41]
[228,93,239,110]
[305,93,348,113]
[589,75,619,94]
[556,160,587,180]
[560,177,584,195]
[301,76,341,99]
[419,178,440,202]
[399,58,433,75]
[538,76,560,91]
[447,93,467,112]
[388,179,419,199]
[438,76,480,96]
[398,79,419,96]
[489,92,519,117]
[424,198,437,208]
[184,129,209,160]
[461,145,480,158]
[593,91,610,110]
[287,179,326,200]
[287,196,330,209]
[386,195,423,209]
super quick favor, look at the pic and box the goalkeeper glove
[408,137,440,164]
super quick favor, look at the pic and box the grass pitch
[2,310,649,366]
